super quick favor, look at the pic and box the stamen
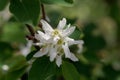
[52,30,60,36]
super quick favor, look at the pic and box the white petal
[21,47,30,56]
[33,42,43,46]
[68,39,84,46]
[62,43,71,58]
[53,36,60,44]
[74,40,84,44]
[35,31,50,43]
[65,37,74,42]
[41,20,53,34]
[63,26,75,37]
[35,31,44,41]
[77,44,83,53]
[56,55,62,67]
[33,47,49,57]
[38,31,51,40]
[33,51,44,57]
[49,47,57,62]
[67,24,71,28]
[57,18,66,30]
[20,40,32,56]
[69,53,78,61]
[35,33,41,41]
[27,40,33,48]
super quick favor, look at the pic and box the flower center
[52,29,60,36]
[52,29,64,46]
[57,39,64,45]
[52,30,59,36]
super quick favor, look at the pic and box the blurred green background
[0,0,120,80]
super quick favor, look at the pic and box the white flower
[20,40,32,56]
[34,18,84,67]
[2,64,9,71]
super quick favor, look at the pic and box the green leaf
[0,53,28,80]
[9,0,40,25]
[26,50,38,61]
[64,0,73,4]
[0,42,13,62]
[0,42,28,80]
[73,61,92,77]
[40,0,74,6]
[62,61,80,80]
[5,55,28,71]
[6,65,28,80]
[0,0,9,11]
[1,22,26,43]
[70,27,83,40]
[29,56,57,80]
[83,23,106,51]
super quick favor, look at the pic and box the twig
[25,24,35,36]
[41,4,46,21]
[38,4,47,29]
[25,25,40,50]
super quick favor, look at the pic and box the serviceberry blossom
[34,18,84,67]
[20,39,32,56]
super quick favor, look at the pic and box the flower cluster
[34,18,84,67]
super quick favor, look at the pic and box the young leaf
[40,0,74,6]
[9,0,40,25]
[29,56,57,80]
[62,61,80,80]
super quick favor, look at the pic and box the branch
[25,24,35,36]
[41,4,46,21]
